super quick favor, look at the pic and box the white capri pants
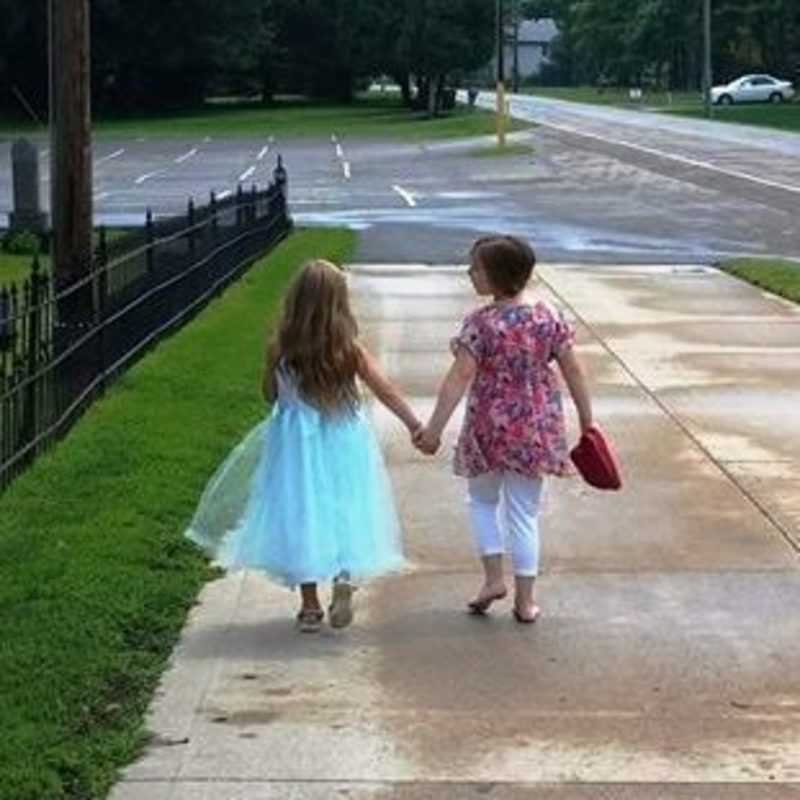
[468,471,544,577]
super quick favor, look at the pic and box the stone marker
[9,138,48,234]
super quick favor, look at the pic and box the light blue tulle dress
[186,367,405,587]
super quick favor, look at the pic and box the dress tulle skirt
[186,402,405,587]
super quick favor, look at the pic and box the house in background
[482,18,559,85]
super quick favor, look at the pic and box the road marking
[93,192,111,201]
[40,148,50,158]
[336,143,344,159]
[96,148,125,165]
[343,161,351,180]
[257,145,270,161]
[135,169,168,185]
[392,185,417,207]
[512,107,800,196]
[239,166,256,182]
[217,190,233,200]
[175,147,198,164]
[331,134,338,144]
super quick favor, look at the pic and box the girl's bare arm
[422,347,477,448]
[357,345,422,434]
[556,347,593,434]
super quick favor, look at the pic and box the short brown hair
[471,235,536,297]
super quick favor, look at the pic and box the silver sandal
[296,608,324,633]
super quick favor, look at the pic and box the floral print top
[452,300,576,479]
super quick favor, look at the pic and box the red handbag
[570,425,622,491]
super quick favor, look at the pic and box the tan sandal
[329,582,356,629]
[296,608,324,633]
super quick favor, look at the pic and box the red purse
[570,425,622,491]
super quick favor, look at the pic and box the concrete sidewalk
[111,263,800,799]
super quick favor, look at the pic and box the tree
[392,0,495,113]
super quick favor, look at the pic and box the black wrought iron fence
[0,159,291,491]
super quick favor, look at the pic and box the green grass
[0,227,357,800]
[0,251,39,285]
[0,230,133,288]
[523,85,700,110]
[1,96,531,140]
[722,257,800,303]
[468,142,535,158]
[668,103,800,133]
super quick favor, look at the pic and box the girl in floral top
[416,236,593,623]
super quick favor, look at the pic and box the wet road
[1,95,799,263]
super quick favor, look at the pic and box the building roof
[515,18,559,45]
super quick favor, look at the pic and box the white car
[711,74,795,105]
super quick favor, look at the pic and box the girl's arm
[556,347,593,434]
[357,345,422,434]
[419,347,477,451]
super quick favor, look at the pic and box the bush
[1,230,42,256]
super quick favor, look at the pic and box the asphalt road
[1,95,799,263]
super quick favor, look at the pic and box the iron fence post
[210,191,218,238]
[146,209,155,275]
[236,185,245,227]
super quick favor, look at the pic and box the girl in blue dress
[186,259,420,632]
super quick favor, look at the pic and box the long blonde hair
[267,259,361,412]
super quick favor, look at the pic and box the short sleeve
[450,313,486,362]
[550,306,576,356]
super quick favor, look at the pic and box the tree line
[4,1,798,117]
[524,0,800,89]
[0,0,494,115]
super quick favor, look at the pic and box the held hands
[411,423,441,456]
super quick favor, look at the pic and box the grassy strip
[721,257,800,304]
[0,252,37,285]
[0,227,357,800]
[1,96,531,140]
[523,86,699,110]
[668,103,800,133]
[468,143,535,158]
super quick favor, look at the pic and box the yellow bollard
[496,81,507,148]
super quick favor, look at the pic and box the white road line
[175,147,198,164]
[336,143,344,159]
[93,192,111,201]
[40,148,50,158]
[239,166,256,182]
[343,161,351,180]
[135,169,167,185]
[530,116,800,195]
[217,190,233,200]
[96,148,125,166]
[331,134,338,144]
[392,185,417,207]
[257,145,270,161]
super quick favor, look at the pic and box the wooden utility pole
[511,0,520,94]
[496,0,507,147]
[49,0,93,294]
[702,0,714,119]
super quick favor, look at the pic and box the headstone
[9,138,48,234]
